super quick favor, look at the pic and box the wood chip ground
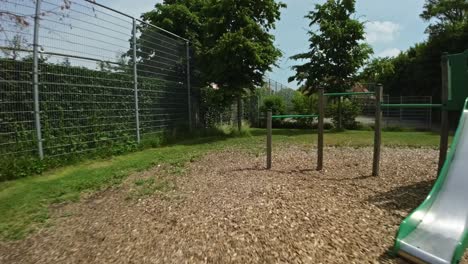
[1,146,467,263]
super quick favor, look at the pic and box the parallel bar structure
[32,0,44,159]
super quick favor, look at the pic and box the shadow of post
[367,180,435,211]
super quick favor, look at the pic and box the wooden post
[338,96,343,130]
[267,110,272,169]
[373,85,383,176]
[438,53,449,174]
[237,96,242,132]
[317,88,324,171]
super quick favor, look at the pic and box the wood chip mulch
[1,146,466,264]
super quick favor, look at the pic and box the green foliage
[360,1,468,100]
[261,95,286,115]
[292,91,318,115]
[274,88,296,113]
[326,99,362,129]
[143,0,285,97]
[420,0,468,34]
[289,0,372,93]
[0,56,189,181]
[359,57,396,84]
[201,0,285,99]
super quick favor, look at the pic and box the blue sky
[103,0,429,89]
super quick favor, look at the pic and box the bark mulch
[1,146,464,264]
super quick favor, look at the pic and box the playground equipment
[394,98,468,264]
[265,51,468,263]
[393,51,468,264]
[265,85,448,176]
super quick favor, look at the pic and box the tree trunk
[237,96,242,132]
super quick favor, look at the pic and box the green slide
[394,98,468,264]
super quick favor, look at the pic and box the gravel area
[0,146,465,264]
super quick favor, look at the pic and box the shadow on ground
[367,180,435,211]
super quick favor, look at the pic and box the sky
[100,0,429,89]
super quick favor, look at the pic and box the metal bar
[266,110,272,170]
[186,41,192,131]
[83,0,134,19]
[32,0,44,160]
[373,84,383,176]
[439,53,449,174]
[136,19,189,42]
[133,18,141,144]
[272,114,318,119]
[324,92,375,97]
[381,104,443,108]
[0,46,128,66]
[317,88,324,171]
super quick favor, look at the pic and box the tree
[141,0,205,77]
[201,0,285,131]
[421,0,468,34]
[1,34,29,60]
[288,0,372,94]
[292,91,318,115]
[260,95,286,115]
[143,0,285,131]
[359,57,395,84]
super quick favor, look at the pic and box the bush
[260,95,286,115]
[326,99,362,129]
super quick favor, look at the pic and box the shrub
[260,95,286,115]
[326,99,362,129]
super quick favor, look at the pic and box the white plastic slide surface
[395,107,468,264]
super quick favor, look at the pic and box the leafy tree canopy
[288,0,372,94]
[421,0,468,34]
[142,0,285,99]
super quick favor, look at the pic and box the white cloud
[378,48,401,58]
[365,21,401,44]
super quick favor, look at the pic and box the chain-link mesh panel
[0,0,37,157]
[383,96,433,129]
[0,0,190,159]
[136,21,188,137]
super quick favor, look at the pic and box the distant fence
[382,96,433,130]
[0,0,191,159]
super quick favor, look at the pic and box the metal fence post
[132,18,141,144]
[186,41,193,131]
[32,0,44,159]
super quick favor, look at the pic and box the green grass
[0,129,448,240]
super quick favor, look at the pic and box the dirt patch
[0,146,463,263]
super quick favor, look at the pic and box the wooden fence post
[267,110,272,169]
[373,85,383,176]
[317,88,324,171]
